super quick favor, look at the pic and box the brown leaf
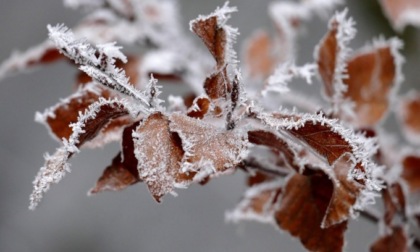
[288,120,352,165]
[379,0,420,31]
[0,41,65,79]
[90,122,141,194]
[84,115,133,148]
[203,66,230,100]
[398,91,420,144]
[133,112,193,202]
[248,130,299,172]
[89,153,139,194]
[244,30,276,78]
[382,183,406,226]
[322,155,363,228]
[344,39,401,127]
[187,96,211,119]
[37,84,112,142]
[169,113,248,175]
[275,173,347,252]
[370,226,408,252]
[30,99,131,209]
[191,16,226,68]
[317,19,339,99]
[315,10,355,103]
[227,180,282,223]
[402,154,420,192]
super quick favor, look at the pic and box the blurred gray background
[1,0,420,251]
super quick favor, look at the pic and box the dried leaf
[203,65,230,100]
[315,9,355,101]
[382,183,406,225]
[187,96,211,119]
[402,154,420,192]
[275,173,347,252]
[244,30,276,78]
[0,41,64,80]
[169,113,248,178]
[398,91,420,145]
[133,112,193,202]
[247,130,298,172]
[90,122,141,194]
[226,180,282,224]
[30,98,131,209]
[370,226,408,252]
[378,0,420,31]
[344,38,403,127]
[35,83,111,141]
[89,153,139,194]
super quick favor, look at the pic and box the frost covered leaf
[226,180,282,224]
[378,0,420,32]
[315,9,355,101]
[244,30,276,79]
[382,183,406,225]
[169,113,248,178]
[90,121,141,194]
[187,96,211,119]
[247,130,298,172]
[35,83,111,141]
[322,154,363,227]
[343,38,403,127]
[370,226,408,252]
[30,99,131,209]
[89,153,139,194]
[275,173,347,252]
[203,67,230,100]
[402,154,420,192]
[0,41,64,80]
[48,24,150,112]
[398,91,420,145]
[190,2,238,68]
[133,112,192,202]
[257,112,380,225]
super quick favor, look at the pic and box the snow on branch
[30,98,131,209]
[47,24,151,114]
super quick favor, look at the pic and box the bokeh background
[1,0,420,251]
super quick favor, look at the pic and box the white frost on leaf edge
[189,1,239,67]
[34,82,102,142]
[256,109,383,212]
[0,40,57,81]
[314,9,356,115]
[48,24,151,113]
[29,98,131,210]
[263,63,317,95]
[225,179,283,225]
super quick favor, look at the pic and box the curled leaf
[275,173,347,252]
[90,121,141,194]
[344,38,403,127]
[169,113,248,179]
[133,112,192,202]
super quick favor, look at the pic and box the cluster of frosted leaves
[242,0,343,82]
[228,104,383,251]
[315,9,404,128]
[5,0,418,251]
[0,0,207,92]
[378,0,420,32]
[29,2,252,208]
